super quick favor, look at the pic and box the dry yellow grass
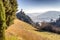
[33,31,60,40]
[6,19,60,40]
[14,19,36,30]
[6,19,48,40]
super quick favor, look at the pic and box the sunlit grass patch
[32,31,60,40]
[6,19,60,40]
[5,35,20,40]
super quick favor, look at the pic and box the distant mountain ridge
[27,11,60,22]
[38,11,60,19]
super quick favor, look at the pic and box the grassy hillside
[32,31,60,40]
[5,19,60,40]
[6,19,48,40]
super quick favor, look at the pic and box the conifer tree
[0,0,17,40]
[0,0,6,40]
[8,0,18,26]
[3,0,18,26]
[2,0,12,26]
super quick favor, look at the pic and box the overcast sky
[17,0,60,14]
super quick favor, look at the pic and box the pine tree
[3,0,18,27]
[0,0,17,40]
[0,0,6,40]
[2,0,12,26]
[8,0,18,26]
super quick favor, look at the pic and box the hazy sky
[17,0,60,13]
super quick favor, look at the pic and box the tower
[21,9,23,11]
[20,9,23,14]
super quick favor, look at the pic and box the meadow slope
[6,19,48,40]
[6,19,60,40]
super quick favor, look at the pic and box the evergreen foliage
[3,0,18,26]
[0,0,6,40]
[0,0,18,40]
